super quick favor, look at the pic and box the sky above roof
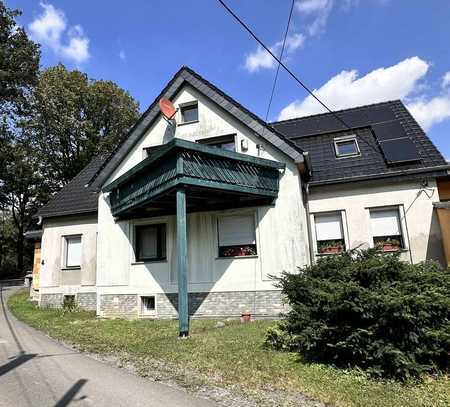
[9,0,450,159]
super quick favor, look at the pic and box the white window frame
[217,212,258,258]
[62,234,82,269]
[368,205,409,251]
[139,295,157,316]
[310,210,349,256]
[334,135,360,158]
[178,101,199,125]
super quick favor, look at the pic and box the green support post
[176,188,189,337]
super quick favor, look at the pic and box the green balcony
[103,138,285,337]
[103,138,285,219]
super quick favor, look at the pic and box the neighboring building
[33,66,450,332]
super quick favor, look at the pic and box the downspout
[303,182,315,265]
[297,152,315,266]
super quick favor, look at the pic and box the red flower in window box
[376,239,401,252]
[318,241,344,254]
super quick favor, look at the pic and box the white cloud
[295,0,331,14]
[442,71,450,88]
[119,50,126,61]
[408,96,450,131]
[296,0,333,36]
[244,33,305,72]
[29,2,90,64]
[278,57,429,118]
[277,56,450,132]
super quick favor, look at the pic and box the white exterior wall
[308,179,445,265]
[96,85,309,296]
[40,216,97,295]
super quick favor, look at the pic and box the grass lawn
[8,290,450,407]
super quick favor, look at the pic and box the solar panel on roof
[371,120,407,141]
[364,106,395,124]
[378,138,420,164]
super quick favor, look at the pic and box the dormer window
[334,136,360,158]
[180,101,198,124]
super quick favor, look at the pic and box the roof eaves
[308,165,450,187]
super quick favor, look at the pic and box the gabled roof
[90,66,304,190]
[271,100,448,185]
[37,155,106,219]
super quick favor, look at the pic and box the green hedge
[266,249,450,381]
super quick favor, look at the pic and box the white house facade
[33,67,450,334]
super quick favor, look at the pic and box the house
[32,66,450,335]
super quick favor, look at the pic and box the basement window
[218,214,257,257]
[180,102,198,124]
[334,136,360,158]
[135,224,166,262]
[140,296,156,315]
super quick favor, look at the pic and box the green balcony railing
[104,138,285,216]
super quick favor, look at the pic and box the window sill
[315,252,345,257]
[215,255,258,260]
[376,248,409,253]
[336,154,361,160]
[177,120,199,127]
[132,259,167,265]
[61,267,81,271]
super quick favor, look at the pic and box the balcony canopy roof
[103,138,285,219]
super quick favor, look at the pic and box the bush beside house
[267,249,450,381]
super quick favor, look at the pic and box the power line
[264,0,295,123]
[216,0,350,129]
[216,0,386,158]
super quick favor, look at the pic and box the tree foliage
[25,64,140,189]
[266,250,450,381]
[0,0,40,114]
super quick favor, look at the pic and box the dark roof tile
[37,155,107,219]
[271,100,447,184]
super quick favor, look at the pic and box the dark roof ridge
[270,100,401,125]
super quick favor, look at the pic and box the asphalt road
[0,286,217,407]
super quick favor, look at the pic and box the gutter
[308,164,450,187]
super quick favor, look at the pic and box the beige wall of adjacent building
[40,216,97,295]
[308,179,445,265]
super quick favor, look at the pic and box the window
[135,224,166,262]
[140,296,156,315]
[180,102,198,123]
[63,295,76,309]
[64,235,81,268]
[369,207,404,251]
[314,212,345,254]
[334,136,360,158]
[197,135,236,152]
[218,215,257,257]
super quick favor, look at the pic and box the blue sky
[9,0,450,159]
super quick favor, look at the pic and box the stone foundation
[39,292,97,311]
[41,290,288,319]
[99,294,138,318]
[77,292,97,311]
[40,293,63,308]
[99,290,287,319]
[157,290,288,318]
